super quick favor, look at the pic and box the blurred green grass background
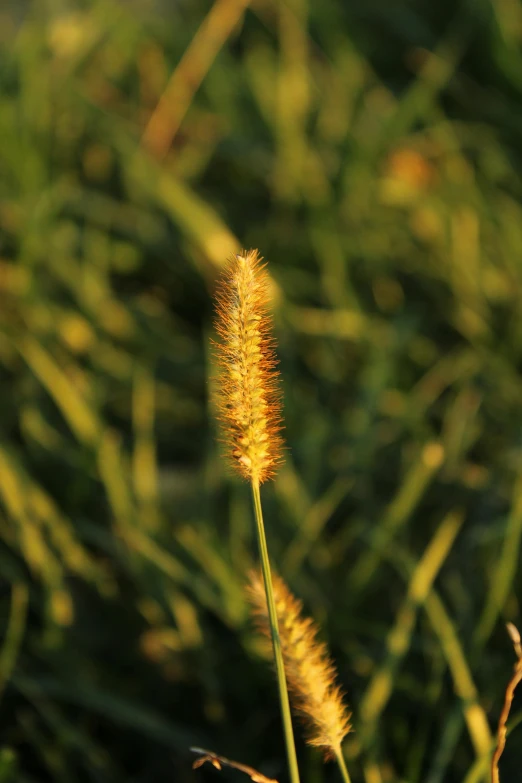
[1,0,522,781]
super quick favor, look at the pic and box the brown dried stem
[491,623,522,783]
[191,747,279,783]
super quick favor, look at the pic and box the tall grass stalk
[214,250,300,783]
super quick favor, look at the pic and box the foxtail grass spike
[249,571,352,760]
[214,249,284,484]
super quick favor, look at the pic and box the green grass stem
[335,748,352,783]
[251,480,300,783]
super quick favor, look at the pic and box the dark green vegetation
[1,0,522,781]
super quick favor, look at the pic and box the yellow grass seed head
[213,250,284,484]
[248,570,352,759]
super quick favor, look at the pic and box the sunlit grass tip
[248,570,352,760]
[213,249,284,485]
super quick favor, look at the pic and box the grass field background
[1,1,522,781]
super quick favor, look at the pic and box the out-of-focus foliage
[1,0,522,781]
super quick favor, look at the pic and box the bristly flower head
[213,249,284,484]
[248,570,352,759]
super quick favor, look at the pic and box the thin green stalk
[335,748,352,783]
[251,480,301,783]
[0,582,29,705]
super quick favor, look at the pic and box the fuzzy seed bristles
[213,250,284,484]
[248,571,352,759]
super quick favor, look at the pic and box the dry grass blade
[141,0,251,158]
[359,509,463,744]
[491,624,522,783]
[191,747,279,783]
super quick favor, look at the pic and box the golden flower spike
[249,570,353,782]
[214,249,283,485]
